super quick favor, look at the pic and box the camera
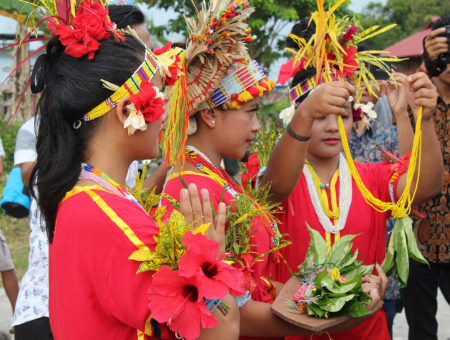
[437,25,450,65]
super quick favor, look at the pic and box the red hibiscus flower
[55,0,114,59]
[328,45,358,78]
[178,233,245,298]
[243,152,260,180]
[233,253,256,294]
[277,56,305,85]
[130,80,165,123]
[153,42,172,55]
[148,265,217,340]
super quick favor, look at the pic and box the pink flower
[340,26,358,45]
[293,284,307,303]
[178,233,245,299]
[352,106,363,123]
[277,56,305,86]
[148,266,217,340]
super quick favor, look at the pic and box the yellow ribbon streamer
[337,107,423,219]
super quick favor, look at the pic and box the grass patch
[0,213,30,287]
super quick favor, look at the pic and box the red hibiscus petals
[148,266,217,340]
[277,56,305,85]
[129,80,165,123]
[55,0,115,60]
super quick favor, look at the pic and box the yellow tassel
[230,101,242,109]
[337,107,423,219]
[255,82,266,97]
[237,89,253,103]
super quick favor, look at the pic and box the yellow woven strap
[337,107,423,219]
[83,48,159,122]
[85,189,154,337]
[85,189,151,251]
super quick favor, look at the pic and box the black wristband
[287,124,311,142]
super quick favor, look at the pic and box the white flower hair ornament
[353,102,377,126]
[279,104,296,126]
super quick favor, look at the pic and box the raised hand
[384,71,409,117]
[180,183,226,255]
[296,81,356,121]
[424,28,449,63]
[406,72,438,120]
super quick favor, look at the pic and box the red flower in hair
[130,80,165,123]
[55,0,115,59]
[277,56,305,86]
[148,266,217,340]
[328,45,358,78]
[153,42,183,86]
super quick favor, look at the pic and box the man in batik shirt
[403,13,450,340]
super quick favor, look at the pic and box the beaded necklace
[303,153,352,234]
[184,146,281,258]
[79,163,142,209]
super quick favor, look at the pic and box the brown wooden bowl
[270,276,351,333]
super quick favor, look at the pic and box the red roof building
[385,17,439,74]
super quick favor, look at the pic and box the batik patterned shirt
[411,95,450,263]
[349,119,400,300]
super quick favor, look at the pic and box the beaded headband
[206,60,266,108]
[83,47,159,121]
[289,72,338,102]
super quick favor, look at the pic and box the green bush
[0,121,21,217]
[0,121,21,175]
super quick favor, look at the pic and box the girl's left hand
[180,183,226,255]
[407,72,438,121]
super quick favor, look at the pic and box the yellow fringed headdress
[279,0,401,103]
[162,0,275,169]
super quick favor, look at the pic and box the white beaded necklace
[303,153,352,234]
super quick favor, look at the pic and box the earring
[212,120,215,124]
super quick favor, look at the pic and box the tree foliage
[139,0,350,74]
[357,0,450,49]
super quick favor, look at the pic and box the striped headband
[289,72,339,102]
[83,48,159,121]
[206,60,266,108]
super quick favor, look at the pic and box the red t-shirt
[50,186,168,340]
[272,162,396,340]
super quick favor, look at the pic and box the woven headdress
[162,0,275,168]
[277,0,401,125]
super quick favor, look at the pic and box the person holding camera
[403,13,450,340]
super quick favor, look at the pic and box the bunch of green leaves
[381,216,427,289]
[224,190,290,264]
[295,226,374,319]
[127,162,161,214]
[129,207,210,273]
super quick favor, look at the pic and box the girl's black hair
[108,5,145,29]
[30,34,145,242]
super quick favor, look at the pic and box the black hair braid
[31,34,145,242]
